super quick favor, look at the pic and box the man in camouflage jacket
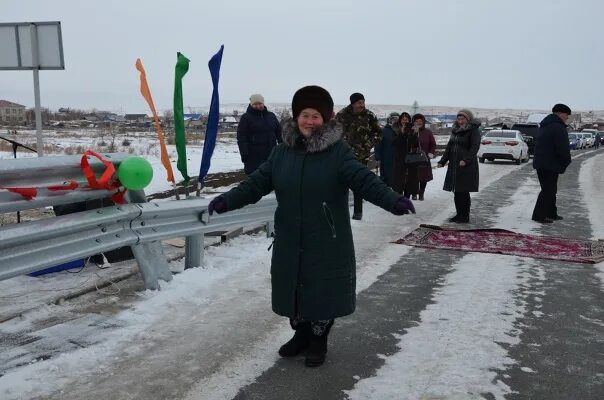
[336,92,382,220]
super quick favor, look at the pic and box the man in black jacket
[531,103,572,223]
[237,94,282,175]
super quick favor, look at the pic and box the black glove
[392,196,416,215]
[208,196,228,215]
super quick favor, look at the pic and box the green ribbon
[174,52,190,182]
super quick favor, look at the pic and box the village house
[0,100,26,125]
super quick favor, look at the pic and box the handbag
[404,150,430,167]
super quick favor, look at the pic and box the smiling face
[297,108,324,137]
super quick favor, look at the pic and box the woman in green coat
[208,86,415,367]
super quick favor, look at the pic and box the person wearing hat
[335,92,382,220]
[392,112,420,197]
[411,113,437,201]
[236,93,282,175]
[374,111,400,187]
[531,103,572,223]
[436,108,481,223]
[207,85,415,367]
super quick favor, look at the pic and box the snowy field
[1,129,603,399]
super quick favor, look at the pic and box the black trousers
[419,181,428,195]
[454,192,471,219]
[353,159,369,215]
[353,192,363,215]
[532,169,559,220]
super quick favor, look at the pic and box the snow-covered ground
[1,127,603,399]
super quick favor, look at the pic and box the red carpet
[394,224,604,264]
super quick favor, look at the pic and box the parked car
[478,130,530,165]
[510,123,539,155]
[582,132,594,148]
[568,133,581,150]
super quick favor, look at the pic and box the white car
[572,132,588,149]
[582,132,594,148]
[478,130,530,165]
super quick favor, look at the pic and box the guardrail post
[127,190,173,289]
[185,235,204,269]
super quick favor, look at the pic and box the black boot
[278,322,311,357]
[305,320,333,367]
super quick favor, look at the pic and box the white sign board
[0,21,64,70]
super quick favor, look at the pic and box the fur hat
[457,109,474,121]
[249,94,264,105]
[349,92,365,104]
[552,103,571,115]
[291,85,334,122]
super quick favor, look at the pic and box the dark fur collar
[452,120,481,134]
[281,119,343,153]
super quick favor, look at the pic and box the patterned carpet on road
[395,224,604,264]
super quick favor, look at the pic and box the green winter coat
[221,119,401,320]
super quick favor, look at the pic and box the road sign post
[0,21,65,156]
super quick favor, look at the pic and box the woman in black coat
[207,86,415,367]
[391,112,420,197]
[436,109,481,223]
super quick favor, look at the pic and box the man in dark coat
[531,104,572,223]
[236,94,282,175]
[208,85,414,367]
[437,109,481,223]
[336,92,382,220]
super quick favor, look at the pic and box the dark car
[511,123,540,156]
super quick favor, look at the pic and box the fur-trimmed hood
[281,119,343,153]
[452,120,481,134]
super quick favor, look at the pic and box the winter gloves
[208,196,228,215]
[392,197,416,215]
[210,194,414,217]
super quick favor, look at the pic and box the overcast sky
[1,0,603,113]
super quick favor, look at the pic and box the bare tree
[411,100,419,115]
[162,110,173,128]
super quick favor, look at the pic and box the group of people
[217,83,577,368]
[210,85,486,367]
[234,91,481,221]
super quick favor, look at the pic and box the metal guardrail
[0,153,277,290]
[0,197,277,287]
[0,152,130,213]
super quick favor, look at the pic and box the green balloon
[118,156,153,190]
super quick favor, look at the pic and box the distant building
[125,113,148,124]
[0,100,26,125]
[183,113,203,128]
[220,115,238,129]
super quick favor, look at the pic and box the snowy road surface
[1,149,603,400]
